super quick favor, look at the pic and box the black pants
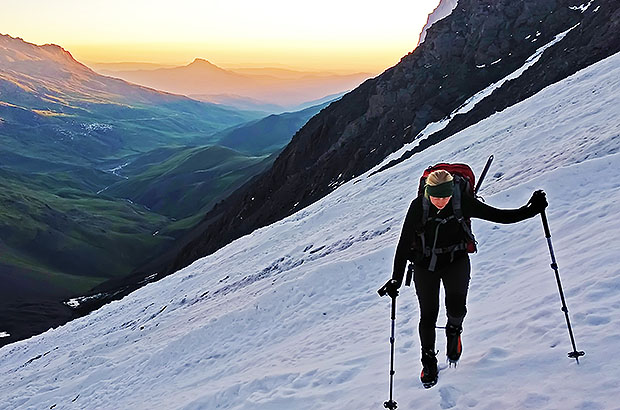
[413,255,471,351]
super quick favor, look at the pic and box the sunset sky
[1,0,441,73]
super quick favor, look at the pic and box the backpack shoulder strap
[451,176,463,220]
[421,195,430,225]
[416,196,430,263]
[451,177,476,242]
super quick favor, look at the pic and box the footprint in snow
[439,385,460,409]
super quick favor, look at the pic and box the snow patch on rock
[418,0,459,45]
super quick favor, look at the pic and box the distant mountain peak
[0,33,84,69]
[182,58,232,76]
[41,43,82,64]
[189,58,221,68]
[41,43,68,54]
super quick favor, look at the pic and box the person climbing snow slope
[381,167,548,388]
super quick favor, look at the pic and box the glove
[527,190,548,213]
[378,279,401,298]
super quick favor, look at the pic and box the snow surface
[0,52,619,409]
[418,0,459,45]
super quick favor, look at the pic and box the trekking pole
[474,155,494,195]
[384,295,398,410]
[540,207,585,363]
[377,281,399,409]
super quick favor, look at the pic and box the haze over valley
[90,58,372,113]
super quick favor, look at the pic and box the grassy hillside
[104,145,275,221]
[0,168,174,297]
[0,144,275,306]
[0,95,260,167]
[216,102,331,155]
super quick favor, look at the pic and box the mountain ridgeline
[0,35,259,165]
[134,0,619,281]
[93,58,370,111]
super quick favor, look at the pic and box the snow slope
[0,52,619,410]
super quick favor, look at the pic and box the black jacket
[392,193,538,282]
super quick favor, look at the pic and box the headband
[425,180,454,198]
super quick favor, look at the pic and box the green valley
[0,33,331,346]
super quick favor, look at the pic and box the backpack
[414,163,477,271]
[417,163,476,200]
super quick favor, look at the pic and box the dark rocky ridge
[375,0,620,173]
[71,0,619,323]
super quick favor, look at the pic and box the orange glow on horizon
[1,0,441,74]
[66,41,415,74]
